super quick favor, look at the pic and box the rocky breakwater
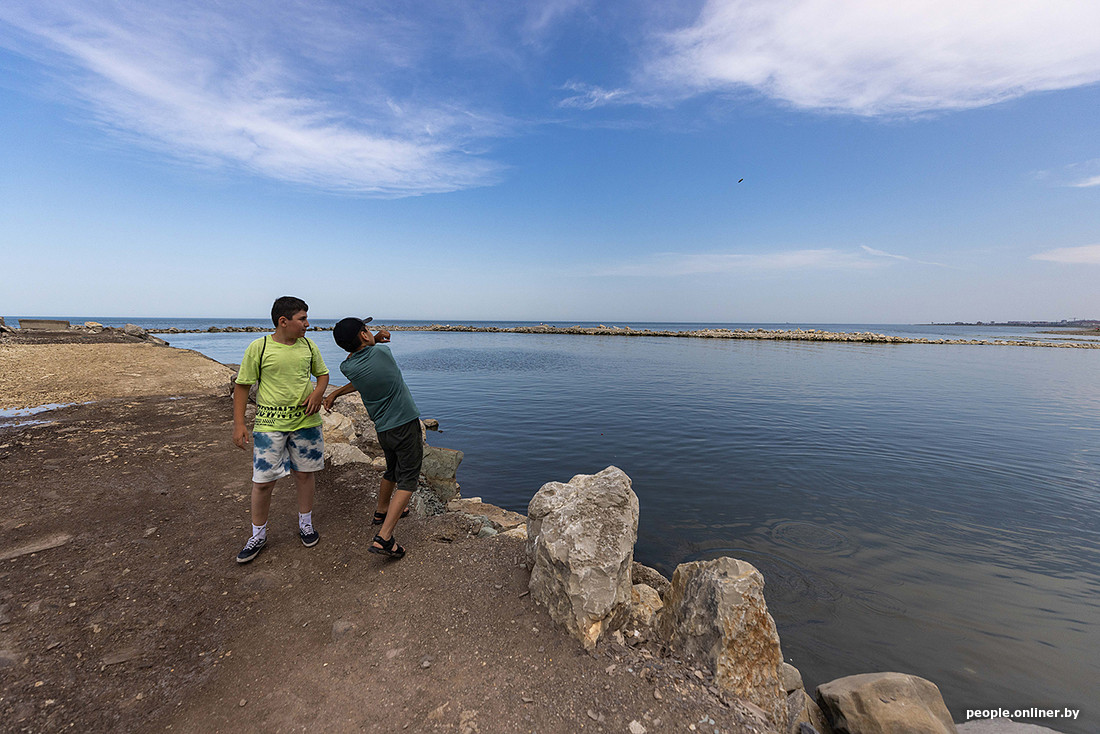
[350,323,1100,349]
[134,321,1100,347]
[147,325,315,334]
[514,465,989,734]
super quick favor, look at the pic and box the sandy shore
[0,342,232,410]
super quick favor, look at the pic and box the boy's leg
[377,477,396,514]
[292,470,320,547]
[286,426,323,546]
[251,481,277,526]
[373,419,423,548]
[376,489,413,542]
[238,430,291,563]
[292,469,315,513]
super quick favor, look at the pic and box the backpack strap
[305,337,319,371]
[256,335,267,384]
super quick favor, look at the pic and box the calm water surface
[92,325,1100,730]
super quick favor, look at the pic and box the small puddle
[0,402,81,429]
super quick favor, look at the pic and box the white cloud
[600,248,882,276]
[0,1,507,195]
[646,0,1100,115]
[1030,244,1100,265]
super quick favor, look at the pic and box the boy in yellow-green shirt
[232,296,329,563]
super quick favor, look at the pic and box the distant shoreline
[141,323,1100,348]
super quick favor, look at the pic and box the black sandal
[372,508,410,524]
[369,534,406,559]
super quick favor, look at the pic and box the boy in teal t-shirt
[323,316,421,560]
[232,296,329,564]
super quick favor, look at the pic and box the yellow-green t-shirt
[236,336,328,432]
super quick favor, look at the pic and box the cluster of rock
[0,319,172,345]
[517,465,962,734]
[321,393,462,513]
[81,322,169,345]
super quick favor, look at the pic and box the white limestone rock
[526,466,639,650]
[324,442,372,466]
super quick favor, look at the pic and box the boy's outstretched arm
[303,373,330,415]
[232,383,252,449]
[322,382,357,412]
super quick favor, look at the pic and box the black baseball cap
[333,316,373,352]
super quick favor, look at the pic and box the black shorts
[378,418,423,493]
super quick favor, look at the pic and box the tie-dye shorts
[251,426,325,483]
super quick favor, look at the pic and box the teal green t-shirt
[339,344,419,432]
[236,336,328,432]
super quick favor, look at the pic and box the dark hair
[271,296,308,326]
[333,317,366,352]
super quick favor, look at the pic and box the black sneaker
[299,523,319,548]
[236,534,266,564]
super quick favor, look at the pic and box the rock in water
[526,466,639,649]
[657,557,788,730]
[816,672,957,734]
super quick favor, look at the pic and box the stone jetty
[139,322,1100,348]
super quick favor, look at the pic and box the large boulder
[656,557,787,729]
[526,466,639,649]
[816,672,956,734]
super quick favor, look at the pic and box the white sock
[252,523,267,540]
[299,511,313,530]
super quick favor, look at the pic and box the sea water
[23,319,1100,731]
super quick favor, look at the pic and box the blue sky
[2,0,1099,323]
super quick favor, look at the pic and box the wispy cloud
[861,245,946,267]
[558,82,630,109]
[642,0,1100,115]
[1030,244,1100,265]
[599,248,884,276]
[1034,159,1100,188]
[0,1,511,195]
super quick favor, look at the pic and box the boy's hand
[233,424,250,450]
[322,394,336,412]
[375,329,391,343]
[303,390,324,415]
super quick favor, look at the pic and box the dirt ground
[0,338,773,734]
